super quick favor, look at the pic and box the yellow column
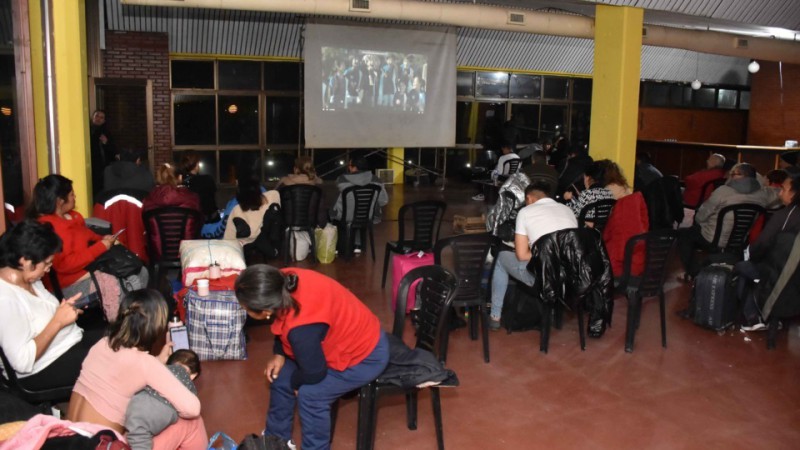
[589,5,643,182]
[387,147,405,185]
[52,0,91,214]
[28,0,48,178]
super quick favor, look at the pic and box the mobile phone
[170,326,190,351]
[73,293,98,309]
[112,228,126,239]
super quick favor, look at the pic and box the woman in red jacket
[30,175,148,320]
[235,265,389,450]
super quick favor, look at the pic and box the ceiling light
[691,79,702,90]
[748,60,760,74]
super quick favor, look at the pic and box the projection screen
[304,22,456,148]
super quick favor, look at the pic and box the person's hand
[54,293,82,328]
[158,331,173,364]
[99,134,108,145]
[101,235,116,249]
[264,354,286,383]
[563,191,573,201]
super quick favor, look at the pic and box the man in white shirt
[489,181,578,330]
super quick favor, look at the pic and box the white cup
[197,279,210,297]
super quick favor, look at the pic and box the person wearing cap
[682,153,727,207]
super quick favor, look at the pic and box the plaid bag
[185,288,247,361]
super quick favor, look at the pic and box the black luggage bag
[692,264,737,331]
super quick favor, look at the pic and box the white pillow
[180,239,246,287]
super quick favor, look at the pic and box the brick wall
[102,31,171,167]
[638,107,747,144]
[748,61,800,146]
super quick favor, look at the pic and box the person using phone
[0,220,105,391]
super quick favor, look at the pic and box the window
[219,95,259,145]
[476,72,509,98]
[694,88,716,108]
[643,83,670,107]
[717,89,738,109]
[173,95,216,145]
[540,105,568,141]
[172,61,214,89]
[510,104,540,144]
[266,97,301,145]
[542,77,569,100]
[219,150,262,184]
[456,101,473,144]
[739,91,751,110]
[509,74,540,99]
[172,59,302,184]
[669,85,692,107]
[457,71,474,97]
[572,79,592,102]
[218,61,261,90]
[265,62,301,91]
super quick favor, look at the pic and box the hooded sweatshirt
[695,177,780,247]
[331,171,389,223]
[103,161,155,193]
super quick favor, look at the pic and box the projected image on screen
[322,48,427,114]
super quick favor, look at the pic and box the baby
[124,349,201,450]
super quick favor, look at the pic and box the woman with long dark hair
[223,173,280,244]
[30,174,147,320]
[235,265,389,450]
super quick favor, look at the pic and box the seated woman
[276,156,322,188]
[223,173,280,245]
[67,289,207,449]
[143,163,201,213]
[180,151,218,221]
[30,175,147,321]
[0,220,104,391]
[234,265,389,450]
[599,159,632,200]
[562,161,615,220]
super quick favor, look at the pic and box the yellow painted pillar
[589,5,643,182]
[28,0,48,178]
[387,147,405,185]
[51,0,92,214]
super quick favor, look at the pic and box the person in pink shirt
[67,289,207,448]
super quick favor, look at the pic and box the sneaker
[489,317,501,331]
[471,194,485,201]
[353,247,362,255]
[740,322,767,332]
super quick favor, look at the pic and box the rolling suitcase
[692,264,737,332]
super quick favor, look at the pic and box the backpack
[246,203,285,259]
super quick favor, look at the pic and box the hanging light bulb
[691,79,702,90]
[748,60,760,74]
[691,50,702,90]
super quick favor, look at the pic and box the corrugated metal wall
[104,0,749,85]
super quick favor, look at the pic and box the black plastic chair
[142,206,203,285]
[577,199,616,233]
[433,233,498,363]
[616,230,678,353]
[0,346,73,407]
[339,185,381,261]
[381,200,447,288]
[354,266,458,450]
[707,203,766,257]
[528,228,613,353]
[502,158,521,175]
[278,185,322,264]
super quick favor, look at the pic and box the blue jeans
[266,332,390,450]
[490,250,535,319]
